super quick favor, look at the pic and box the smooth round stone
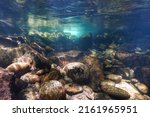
[106,74,122,83]
[39,80,66,100]
[63,62,89,83]
[65,83,83,95]
[100,80,116,87]
[134,83,149,94]
[101,85,130,100]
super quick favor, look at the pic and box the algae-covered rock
[101,85,130,100]
[63,62,89,83]
[39,80,66,100]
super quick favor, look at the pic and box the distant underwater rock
[39,80,66,100]
[0,67,14,100]
[63,62,89,84]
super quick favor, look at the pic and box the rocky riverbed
[0,36,150,100]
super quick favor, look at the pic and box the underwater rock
[20,72,40,84]
[83,54,104,91]
[101,85,130,100]
[0,67,14,100]
[106,74,122,83]
[39,80,66,100]
[134,83,149,94]
[65,83,83,95]
[43,68,63,82]
[115,81,141,100]
[63,62,89,83]
[17,83,40,100]
[6,62,31,75]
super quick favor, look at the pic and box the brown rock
[20,72,41,84]
[63,62,89,83]
[39,80,66,100]
[101,85,130,100]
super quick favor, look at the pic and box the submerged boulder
[39,80,66,100]
[63,62,89,84]
[101,84,130,100]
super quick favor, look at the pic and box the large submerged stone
[39,80,66,100]
[63,62,89,83]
